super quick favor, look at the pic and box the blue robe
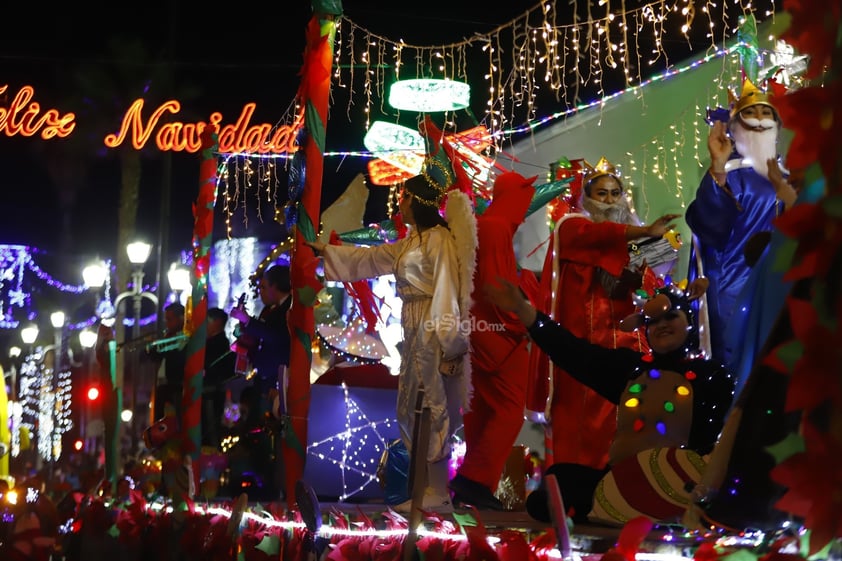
[723,176,826,400]
[686,162,784,363]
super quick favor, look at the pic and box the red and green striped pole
[285,1,342,505]
[181,128,220,471]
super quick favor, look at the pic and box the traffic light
[73,439,84,451]
[86,385,100,402]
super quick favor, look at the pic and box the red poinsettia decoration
[781,0,840,78]
[496,529,540,561]
[772,199,842,283]
[784,297,842,412]
[771,421,842,554]
[773,84,842,186]
[599,516,653,561]
[113,491,150,546]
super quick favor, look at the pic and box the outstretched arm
[484,277,537,327]
[485,277,634,402]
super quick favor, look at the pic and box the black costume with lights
[525,284,735,524]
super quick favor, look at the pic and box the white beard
[582,196,639,226]
[731,118,779,178]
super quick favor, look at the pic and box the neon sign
[0,84,76,139]
[1,84,301,155]
[104,99,302,154]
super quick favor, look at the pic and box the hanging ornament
[388,79,471,112]
[284,201,299,229]
[288,149,306,202]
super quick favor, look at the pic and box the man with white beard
[528,158,680,518]
[686,78,797,364]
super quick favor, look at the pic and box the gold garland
[410,157,453,207]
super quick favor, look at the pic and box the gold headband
[408,156,452,207]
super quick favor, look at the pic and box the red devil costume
[450,171,538,510]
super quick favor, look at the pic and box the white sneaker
[393,490,453,514]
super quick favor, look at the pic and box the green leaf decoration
[722,549,759,561]
[474,196,490,216]
[297,285,319,308]
[765,431,805,464]
[451,510,477,530]
[774,339,803,371]
[256,534,281,556]
[306,101,326,153]
[338,223,394,245]
[736,14,760,83]
[313,0,343,16]
[295,328,314,364]
[298,207,317,243]
[284,414,308,459]
[556,156,573,169]
[526,178,574,217]
[811,282,837,328]
[771,238,798,273]
[805,531,835,560]
[820,194,842,218]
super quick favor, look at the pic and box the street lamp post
[7,346,21,401]
[48,311,65,479]
[114,241,158,454]
[20,325,39,350]
[19,325,39,468]
[167,263,192,306]
[78,328,98,452]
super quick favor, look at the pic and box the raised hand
[707,121,732,172]
[767,158,797,210]
[484,277,522,313]
[686,277,710,301]
[645,214,681,238]
[303,240,327,254]
[229,301,249,324]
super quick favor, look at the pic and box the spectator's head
[207,307,228,337]
[581,157,638,226]
[729,78,780,178]
[258,265,291,306]
[164,302,185,335]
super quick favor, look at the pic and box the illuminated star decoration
[305,382,398,501]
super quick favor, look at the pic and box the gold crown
[729,77,775,118]
[409,156,452,207]
[582,156,621,187]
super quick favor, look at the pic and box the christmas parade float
[2,0,841,559]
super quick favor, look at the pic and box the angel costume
[321,194,474,464]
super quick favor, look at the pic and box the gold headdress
[405,156,453,207]
[582,156,621,189]
[729,77,775,118]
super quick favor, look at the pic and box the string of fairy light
[45,488,770,559]
[214,39,753,233]
[332,0,772,144]
[213,0,792,235]
[0,245,156,331]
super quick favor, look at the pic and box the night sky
[0,0,775,343]
[1,2,539,259]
